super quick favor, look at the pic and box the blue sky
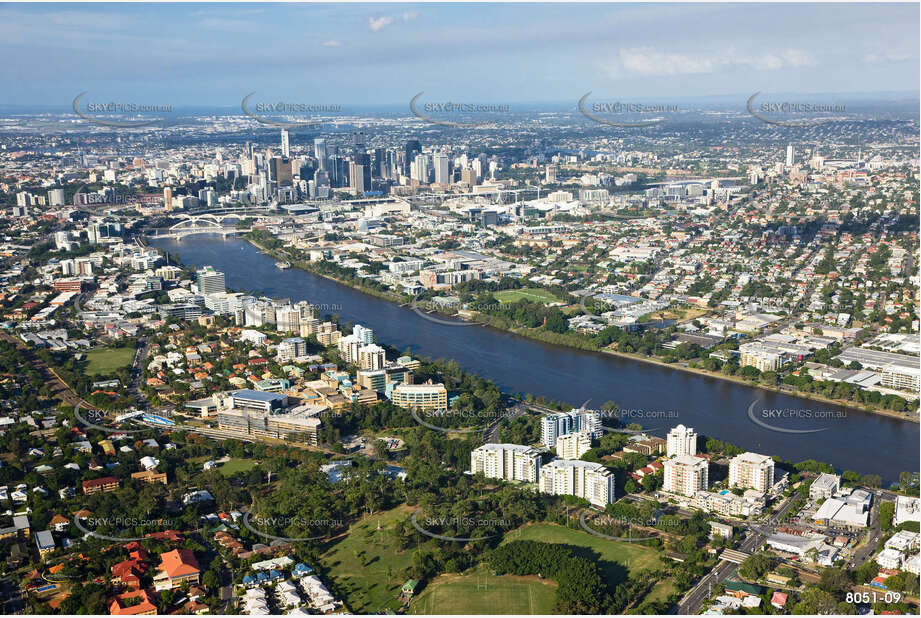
[1,3,918,107]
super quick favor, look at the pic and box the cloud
[618,48,718,76]
[600,47,815,77]
[368,16,394,32]
[866,51,913,63]
[402,11,419,21]
[322,40,343,47]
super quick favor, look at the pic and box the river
[151,235,918,481]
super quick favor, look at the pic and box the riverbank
[245,236,917,423]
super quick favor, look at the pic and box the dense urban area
[0,91,918,618]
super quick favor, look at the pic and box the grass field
[217,458,256,476]
[189,456,257,477]
[494,288,562,305]
[320,505,416,614]
[502,522,664,581]
[84,347,135,376]
[409,567,557,615]
[644,578,678,603]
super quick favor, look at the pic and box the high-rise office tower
[433,151,450,185]
[404,139,421,175]
[351,131,366,157]
[349,162,368,194]
[411,153,430,183]
[163,187,173,211]
[314,138,328,171]
[785,144,794,167]
[268,157,293,186]
[373,148,385,178]
[195,266,226,296]
[386,149,399,179]
[281,129,291,158]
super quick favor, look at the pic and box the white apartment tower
[729,452,775,493]
[470,444,541,483]
[663,455,709,497]
[666,424,697,458]
[540,409,602,448]
[538,459,616,507]
[358,344,386,371]
[353,324,374,345]
[556,431,592,459]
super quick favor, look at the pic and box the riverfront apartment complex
[470,443,541,483]
[556,431,592,459]
[666,424,697,458]
[540,409,602,447]
[663,454,709,496]
[729,452,775,493]
[538,459,616,507]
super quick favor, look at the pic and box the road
[676,492,798,615]
[483,398,530,443]
[849,491,884,568]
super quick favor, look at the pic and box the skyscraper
[349,162,368,194]
[785,143,794,167]
[281,129,290,158]
[195,266,226,296]
[313,138,328,171]
[351,131,366,157]
[404,139,421,175]
[373,148,385,178]
[433,151,450,185]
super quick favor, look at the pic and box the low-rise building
[809,473,840,500]
[391,382,447,411]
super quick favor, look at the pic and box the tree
[202,569,220,590]
[738,552,774,581]
[880,501,895,531]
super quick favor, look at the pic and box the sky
[1,2,918,107]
